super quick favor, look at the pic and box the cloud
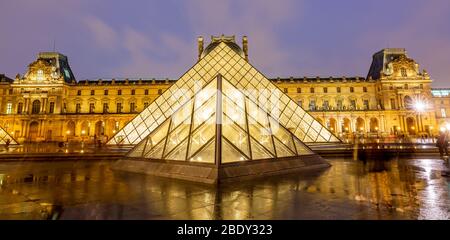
[83,16,119,50]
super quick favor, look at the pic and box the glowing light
[66,130,70,135]
[411,126,415,130]
[446,123,450,130]
[112,130,116,134]
[359,127,363,131]
[396,126,401,130]
[440,127,446,132]
[414,101,426,112]
[81,130,86,135]
[375,127,378,131]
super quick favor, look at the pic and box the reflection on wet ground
[0,157,449,219]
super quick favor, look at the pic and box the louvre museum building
[0,35,449,145]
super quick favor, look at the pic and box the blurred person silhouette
[436,131,449,158]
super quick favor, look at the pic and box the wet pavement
[0,157,449,220]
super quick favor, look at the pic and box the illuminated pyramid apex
[199,34,248,61]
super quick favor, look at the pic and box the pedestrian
[436,132,449,158]
[94,134,97,147]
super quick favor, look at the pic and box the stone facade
[0,48,447,143]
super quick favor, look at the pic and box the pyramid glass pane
[189,139,215,163]
[250,137,274,160]
[222,115,250,158]
[164,123,190,156]
[144,139,165,159]
[293,138,313,155]
[165,139,188,161]
[221,137,249,163]
[147,120,170,149]
[269,117,296,153]
[273,137,296,158]
[127,139,147,158]
[188,114,216,159]
[248,122,275,155]
[193,95,216,130]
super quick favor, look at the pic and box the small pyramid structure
[108,36,339,146]
[113,36,332,184]
[0,125,18,145]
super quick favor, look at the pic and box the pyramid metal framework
[108,41,340,146]
[127,75,315,163]
[0,125,18,145]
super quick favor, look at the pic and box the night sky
[1,0,450,87]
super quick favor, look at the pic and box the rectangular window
[310,87,314,93]
[104,90,108,95]
[117,103,122,113]
[91,90,95,95]
[103,103,108,113]
[75,103,81,113]
[283,88,288,93]
[350,100,356,109]
[420,84,423,89]
[131,89,135,95]
[309,100,316,111]
[6,103,12,114]
[145,89,149,95]
[130,102,136,112]
[323,87,328,93]
[363,87,367,92]
[89,103,95,113]
[363,100,369,110]
[158,89,163,95]
[297,100,302,108]
[9,89,13,95]
[297,88,301,93]
[118,89,122,95]
[390,99,396,109]
[17,102,23,114]
[337,87,341,93]
[350,87,354,93]
[77,90,81,96]
[49,102,55,113]
[337,100,343,110]
[441,108,446,118]
[144,102,149,108]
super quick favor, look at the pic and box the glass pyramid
[0,126,18,145]
[108,40,339,145]
[126,74,316,164]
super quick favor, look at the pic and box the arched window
[32,100,41,114]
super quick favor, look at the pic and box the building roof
[0,74,13,83]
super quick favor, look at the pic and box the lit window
[130,102,136,112]
[117,103,122,113]
[76,103,81,113]
[350,87,354,93]
[364,100,369,110]
[145,89,149,95]
[6,103,12,114]
[131,89,135,95]
[89,103,95,113]
[297,88,301,93]
[103,103,109,113]
[441,108,446,118]
[310,87,314,93]
[337,87,341,93]
[363,87,367,92]
[118,89,122,95]
[401,68,407,77]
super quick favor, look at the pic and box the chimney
[242,36,248,61]
[198,36,204,60]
